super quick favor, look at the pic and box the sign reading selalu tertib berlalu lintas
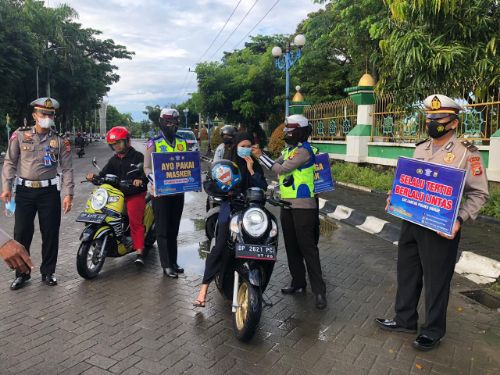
[151,151,202,196]
[387,157,466,236]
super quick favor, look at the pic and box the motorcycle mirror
[282,175,294,187]
[92,157,101,171]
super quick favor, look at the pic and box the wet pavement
[0,141,498,374]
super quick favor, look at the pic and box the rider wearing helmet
[213,125,237,162]
[252,114,327,310]
[86,126,148,264]
[143,108,187,278]
[75,132,85,149]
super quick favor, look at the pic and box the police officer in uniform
[253,114,327,310]
[375,94,489,351]
[144,108,187,278]
[1,97,74,290]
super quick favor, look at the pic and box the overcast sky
[49,0,323,120]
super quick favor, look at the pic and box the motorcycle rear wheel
[76,238,106,279]
[232,279,262,342]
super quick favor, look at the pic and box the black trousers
[14,185,61,276]
[152,194,184,268]
[280,208,326,295]
[395,221,460,340]
[202,221,230,284]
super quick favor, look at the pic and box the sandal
[193,299,206,308]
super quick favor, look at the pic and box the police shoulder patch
[146,139,154,149]
[415,138,429,146]
[461,140,478,152]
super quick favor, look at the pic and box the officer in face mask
[376,94,489,351]
[252,114,327,310]
[1,97,74,290]
[144,108,187,278]
[213,125,237,162]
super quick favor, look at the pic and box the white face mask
[39,117,54,128]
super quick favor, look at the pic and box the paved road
[0,141,498,374]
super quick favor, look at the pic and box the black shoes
[41,274,57,286]
[163,267,178,278]
[135,254,144,265]
[173,264,184,274]
[374,318,417,333]
[281,286,306,294]
[315,294,327,310]
[413,334,441,351]
[10,274,31,290]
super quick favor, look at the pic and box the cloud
[49,0,323,120]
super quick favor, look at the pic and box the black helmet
[221,125,237,137]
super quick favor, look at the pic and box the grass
[330,161,500,220]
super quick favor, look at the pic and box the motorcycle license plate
[76,212,106,224]
[235,244,276,261]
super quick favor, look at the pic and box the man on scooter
[86,126,148,264]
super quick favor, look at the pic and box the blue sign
[151,151,202,196]
[387,157,466,236]
[314,153,335,194]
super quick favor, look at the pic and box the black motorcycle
[208,186,290,341]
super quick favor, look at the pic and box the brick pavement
[0,142,499,374]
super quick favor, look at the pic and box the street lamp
[272,34,306,117]
[183,108,189,128]
[36,45,64,98]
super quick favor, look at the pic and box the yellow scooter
[75,160,155,279]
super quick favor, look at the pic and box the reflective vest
[279,142,317,199]
[154,136,187,153]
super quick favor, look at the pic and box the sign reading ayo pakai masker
[151,151,202,196]
[387,157,466,236]
[314,153,335,194]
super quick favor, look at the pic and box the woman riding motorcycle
[193,132,267,307]
[86,126,149,264]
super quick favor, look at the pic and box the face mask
[160,125,177,139]
[284,131,300,146]
[39,118,54,129]
[427,119,453,139]
[237,146,252,158]
[4,199,15,217]
[222,136,233,145]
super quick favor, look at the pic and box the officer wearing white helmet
[376,94,489,351]
[1,97,74,290]
[144,108,187,278]
[253,114,327,310]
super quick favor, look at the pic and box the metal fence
[305,98,357,141]
[372,92,500,144]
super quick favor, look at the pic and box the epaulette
[17,126,31,131]
[415,138,429,146]
[461,140,478,152]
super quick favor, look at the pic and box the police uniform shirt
[414,133,489,222]
[1,126,74,196]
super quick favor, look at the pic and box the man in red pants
[86,126,148,264]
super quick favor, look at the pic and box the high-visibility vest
[154,136,187,153]
[279,142,317,199]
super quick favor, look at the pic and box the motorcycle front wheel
[232,279,262,342]
[76,238,106,279]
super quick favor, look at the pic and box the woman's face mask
[237,146,252,158]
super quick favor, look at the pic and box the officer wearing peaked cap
[1,97,74,290]
[375,94,489,351]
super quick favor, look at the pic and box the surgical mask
[427,119,453,139]
[39,118,54,129]
[4,199,15,217]
[237,146,252,158]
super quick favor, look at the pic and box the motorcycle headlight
[242,208,268,238]
[91,188,108,210]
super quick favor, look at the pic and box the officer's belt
[16,177,58,188]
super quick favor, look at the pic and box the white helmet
[284,114,309,132]
[160,108,179,121]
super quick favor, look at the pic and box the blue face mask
[4,199,15,217]
[237,146,252,158]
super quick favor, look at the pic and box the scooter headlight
[242,208,268,238]
[91,188,108,210]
